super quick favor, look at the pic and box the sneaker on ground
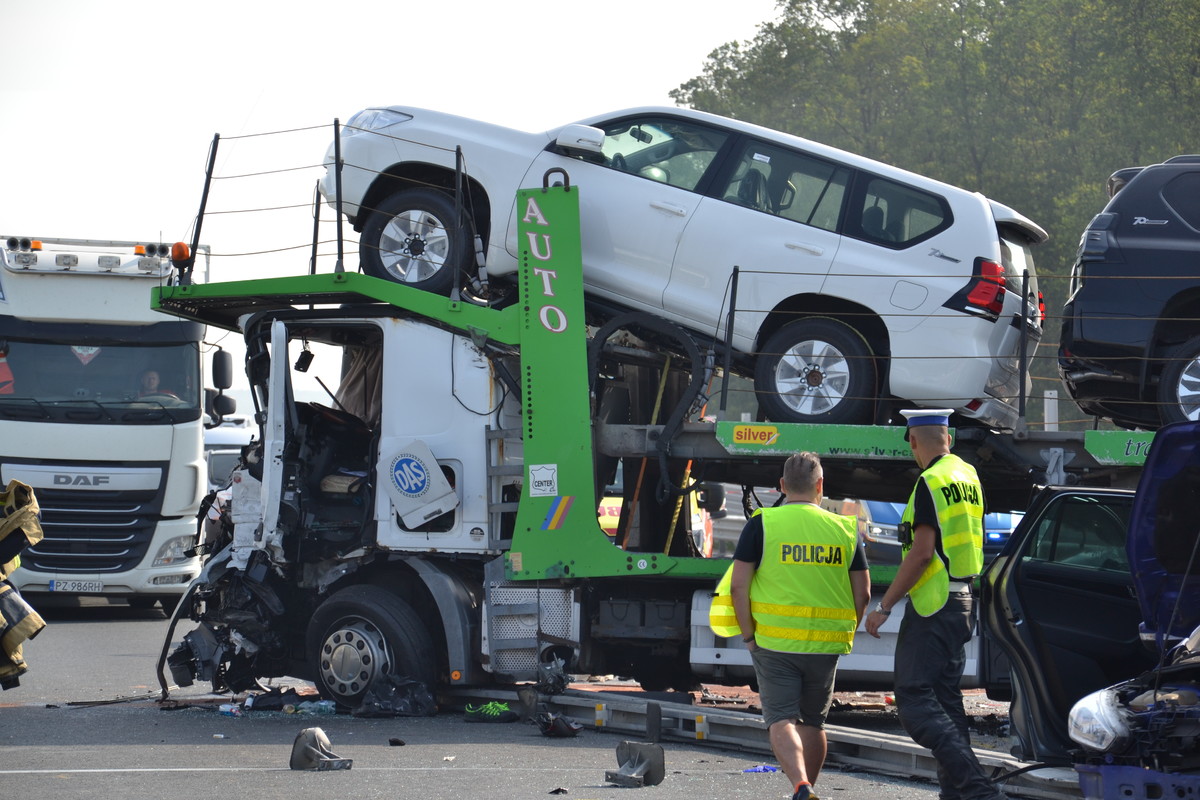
[792,784,819,800]
[464,701,520,723]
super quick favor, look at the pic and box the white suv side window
[717,141,850,232]
[855,177,950,247]
[599,118,728,191]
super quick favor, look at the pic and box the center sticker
[529,464,558,497]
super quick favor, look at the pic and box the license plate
[49,580,104,593]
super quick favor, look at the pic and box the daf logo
[54,474,111,486]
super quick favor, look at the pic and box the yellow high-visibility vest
[709,562,740,637]
[751,504,858,654]
[902,453,985,616]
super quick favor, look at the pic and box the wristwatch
[873,602,891,617]
[742,634,756,643]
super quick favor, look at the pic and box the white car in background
[204,414,254,491]
[320,105,1046,428]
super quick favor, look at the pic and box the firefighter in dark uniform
[864,409,1006,800]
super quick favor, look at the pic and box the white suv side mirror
[555,124,605,155]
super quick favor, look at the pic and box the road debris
[605,741,665,787]
[290,727,352,771]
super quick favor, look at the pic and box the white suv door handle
[786,241,825,256]
[650,201,688,217]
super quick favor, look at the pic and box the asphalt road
[0,598,951,800]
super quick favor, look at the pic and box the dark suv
[1059,155,1200,429]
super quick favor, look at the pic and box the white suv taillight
[943,257,1007,321]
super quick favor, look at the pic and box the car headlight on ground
[1068,688,1131,752]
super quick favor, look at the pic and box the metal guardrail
[444,686,1081,800]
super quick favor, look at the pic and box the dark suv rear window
[1162,172,1200,229]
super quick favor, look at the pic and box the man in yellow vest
[864,409,1006,800]
[730,452,870,800]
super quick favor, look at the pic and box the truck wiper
[0,396,52,420]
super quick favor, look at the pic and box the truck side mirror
[698,482,727,519]
[212,393,236,417]
[213,349,233,390]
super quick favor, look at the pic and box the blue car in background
[855,499,1023,567]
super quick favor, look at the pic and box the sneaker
[792,784,819,800]
[464,701,520,723]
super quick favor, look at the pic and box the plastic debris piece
[290,727,352,771]
[352,674,436,718]
[388,738,406,746]
[605,741,665,787]
[742,764,779,773]
[534,710,584,737]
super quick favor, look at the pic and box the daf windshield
[0,340,201,423]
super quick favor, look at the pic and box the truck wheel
[359,188,473,294]
[754,318,876,424]
[1157,335,1200,425]
[307,585,437,707]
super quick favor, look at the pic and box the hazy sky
[2,0,780,404]
[1,0,779,284]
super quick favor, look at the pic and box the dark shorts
[751,647,839,729]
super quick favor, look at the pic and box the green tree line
[672,0,1200,427]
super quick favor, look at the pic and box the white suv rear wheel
[754,318,876,424]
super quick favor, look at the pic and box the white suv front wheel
[754,318,876,424]
[359,188,473,294]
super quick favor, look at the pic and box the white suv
[320,106,1046,428]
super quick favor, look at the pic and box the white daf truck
[0,236,234,611]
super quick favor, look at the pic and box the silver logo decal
[928,248,961,263]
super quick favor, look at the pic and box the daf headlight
[152,535,198,568]
[1068,688,1130,752]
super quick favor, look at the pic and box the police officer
[728,452,870,800]
[864,409,1005,800]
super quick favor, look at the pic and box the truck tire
[307,585,437,707]
[1157,335,1200,425]
[754,318,876,424]
[359,188,473,294]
